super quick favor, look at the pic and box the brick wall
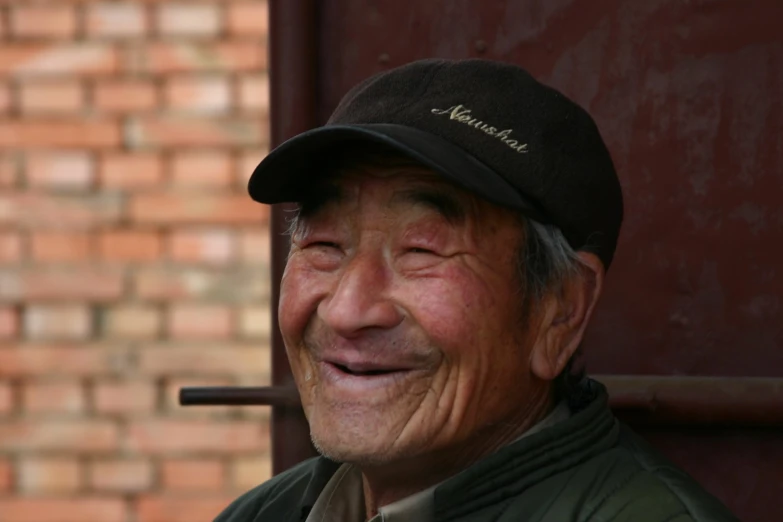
[0,2,273,521]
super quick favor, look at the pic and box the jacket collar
[432,379,618,520]
[299,457,341,521]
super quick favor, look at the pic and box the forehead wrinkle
[345,164,493,235]
[389,188,468,226]
[300,162,496,233]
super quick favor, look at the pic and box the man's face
[279,163,547,467]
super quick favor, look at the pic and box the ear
[530,252,605,381]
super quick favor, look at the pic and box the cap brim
[248,123,550,223]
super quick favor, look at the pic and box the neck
[359,390,554,518]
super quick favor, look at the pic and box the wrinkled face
[279,164,545,466]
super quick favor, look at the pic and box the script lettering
[431,105,529,154]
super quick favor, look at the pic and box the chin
[308,414,412,466]
[312,438,398,466]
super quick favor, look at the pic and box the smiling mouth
[330,362,406,377]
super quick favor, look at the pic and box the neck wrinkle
[358,387,554,519]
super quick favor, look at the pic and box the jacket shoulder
[587,425,740,522]
[213,457,322,522]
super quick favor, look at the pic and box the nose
[317,251,403,337]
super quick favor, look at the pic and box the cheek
[402,267,515,363]
[279,258,330,344]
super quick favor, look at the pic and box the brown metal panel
[267,0,319,474]
[304,1,782,520]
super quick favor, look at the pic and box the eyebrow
[391,187,468,224]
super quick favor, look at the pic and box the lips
[330,361,406,377]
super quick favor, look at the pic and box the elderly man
[216,59,738,522]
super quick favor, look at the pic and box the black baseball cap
[248,58,623,268]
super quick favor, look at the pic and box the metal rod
[599,375,783,427]
[180,376,783,427]
[179,386,301,407]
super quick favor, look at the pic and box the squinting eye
[407,247,435,254]
[310,241,340,249]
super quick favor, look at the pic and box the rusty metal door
[183,1,783,520]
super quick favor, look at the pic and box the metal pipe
[180,376,783,427]
[179,385,300,407]
[268,0,320,474]
[598,374,783,427]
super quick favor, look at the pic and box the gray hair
[517,218,585,303]
[516,217,591,407]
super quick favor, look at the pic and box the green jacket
[215,380,739,522]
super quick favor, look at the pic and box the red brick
[0,344,119,377]
[0,382,14,414]
[227,1,269,36]
[18,458,81,493]
[22,380,85,414]
[0,155,21,188]
[0,458,12,492]
[19,80,85,114]
[10,5,77,39]
[0,419,119,452]
[236,148,268,187]
[0,306,19,339]
[0,121,121,149]
[164,76,231,113]
[100,153,164,189]
[25,152,94,189]
[133,267,268,302]
[130,193,266,225]
[88,459,153,493]
[168,229,237,265]
[156,4,221,37]
[0,268,123,301]
[0,43,119,76]
[125,41,265,74]
[0,193,123,229]
[93,380,156,414]
[0,232,22,263]
[23,305,93,341]
[238,74,269,112]
[239,228,271,263]
[167,304,234,340]
[136,496,237,522]
[0,498,125,522]
[94,79,158,113]
[161,458,225,491]
[133,269,209,301]
[139,344,270,376]
[127,419,268,453]
[30,232,94,262]
[126,116,266,148]
[98,230,162,262]
[102,305,162,339]
[231,455,272,491]
[238,305,271,339]
[86,3,148,38]
[0,84,12,114]
[170,150,234,187]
